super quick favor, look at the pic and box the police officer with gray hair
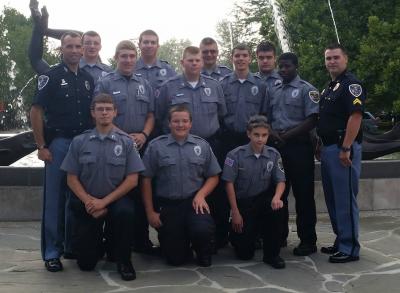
[200,37,232,81]
[142,105,221,267]
[61,93,144,281]
[266,52,319,256]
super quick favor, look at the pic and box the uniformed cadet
[200,37,232,81]
[29,1,112,79]
[255,41,282,89]
[156,46,227,146]
[141,105,221,267]
[222,115,286,269]
[30,31,94,272]
[94,40,156,255]
[61,93,144,281]
[135,29,177,90]
[266,52,319,256]
[317,43,364,263]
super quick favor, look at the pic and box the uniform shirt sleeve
[303,84,320,117]
[221,151,238,182]
[32,74,52,107]
[343,82,366,114]
[204,145,222,177]
[94,78,106,96]
[272,151,286,183]
[60,138,80,175]
[141,143,158,178]
[216,83,227,117]
[125,140,145,174]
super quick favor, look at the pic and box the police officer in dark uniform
[254,41,282,89]
[200,37,232,81]
[30,31,94,272]
[61,93,144,280]
[135,30,177,90]
[142,105,221,267]
[317,43,364,263]
[266,52,319,256]
[222,115,286,269]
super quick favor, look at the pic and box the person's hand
[339,150,352,167]
[269,131,285,149]
[315,143,321,161]
[271,197,284,211]
[231,210,243,233]
[147,211,162,228]
[40,6,49,32]
[29,0,41,23]
[192,194,210,214]
[37,148,52,162]
[91,208,108,219]
[129,133,146,150]
[85,198,107,214]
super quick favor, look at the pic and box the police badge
[291,89,299,98]
[309,91,320,103]
[251,86,259,96]
[159,69,167,76]
[38,75,49,90]
[114,144,123,156]
[138,84,145,95]
[333,83,340,91]
[267,161,274,172]
[194,145,201,156]
[274,79,282,86]
[204,87,211,96]
[85,80,90,91]
[349,84,362,97]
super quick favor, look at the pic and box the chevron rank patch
[353,98,362,106]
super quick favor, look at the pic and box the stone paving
[1,211,400,293]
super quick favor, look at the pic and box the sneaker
[45,258,63,272]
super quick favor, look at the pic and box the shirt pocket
[200,94,218,114]
[188,156,206,178]
[225,93,238,114]
[106,157,126,183]
[171,94,191,106]
[136,94,150,114]
[113,93,127,115]
[244,95,261,114]
[78,154,97,180]
[284,95,303,119]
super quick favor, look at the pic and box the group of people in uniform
[28,0,366,281]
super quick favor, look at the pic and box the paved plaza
[1,211,400,293]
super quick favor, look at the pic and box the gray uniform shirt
[220,72,268,133]
[95,71,154,133]
[201,65,232,81]
[156,74,227,138]
[255,70,282,89]
[80,58,113,85]
[222,144,285,199]
[135,58,177,90]
[266,75,319,131]
[142,134,221,199]
[61,128,145,198]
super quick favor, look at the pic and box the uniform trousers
[154,197,215,266]
[321,142,361,257]
[229,193,284,260]
[277,136,317,245]
[70,195,135,268]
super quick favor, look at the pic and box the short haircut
[139,29,159,43]
[60,31,82,45]
[82,31,101,42]
[114,40,137,57]
[168,104,192,122]
[200,37,217,46]
[247,115,271,132]
[231,43,251,56]
[256,41,276,55]
[91,93,116,110]
[278,52,298,67]
[325,43,348,55]
[182,46,201,58]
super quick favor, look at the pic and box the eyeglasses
[94,106,114,112]
[202,50,218,55]
[142,40,158,45]
[83,41,101,46]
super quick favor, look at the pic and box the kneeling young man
[61,93,144,281]
[222,115,286,269]
[141,105,221,267]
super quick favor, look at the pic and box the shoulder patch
[309,90,320,103]
[37,75,49,90]
[224,157,234,167]
[349,84,362,97]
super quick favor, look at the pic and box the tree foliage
[157,38,192,73]
[0,6,58,130]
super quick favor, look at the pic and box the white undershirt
[188,81,198,88]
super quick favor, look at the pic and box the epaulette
[220,74,231,81]
[343,71,362,83]
[191,134,209,143]
[228,145,247,156]
[218,65,231,70]
[299,79,316,89]
[265,145,280,155]
[148,134,169,145]
[113,128,131,138]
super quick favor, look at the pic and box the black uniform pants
[278,137,317,245]
[154,197,215,266]
[71,195,135,268]
[229,194,284,260]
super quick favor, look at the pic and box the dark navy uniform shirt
[317,70,366,142]
[201,65,232,81]
[142,134,221,200]
[61,128,145,198]
[32,62,94,132]
[135,58,177,90]
[222,144,285,199]
[156,74,227,138]
[220,72,268,133]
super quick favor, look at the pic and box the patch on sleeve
[37,75,49,90]
[309,90,320,103]
[278,158,284,173]
[349,84,362,97]
[224,157,234,167]
[353,98,362,106]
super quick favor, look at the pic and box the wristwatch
[340,146,351,152]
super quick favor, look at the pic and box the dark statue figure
[0,132,37,166]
